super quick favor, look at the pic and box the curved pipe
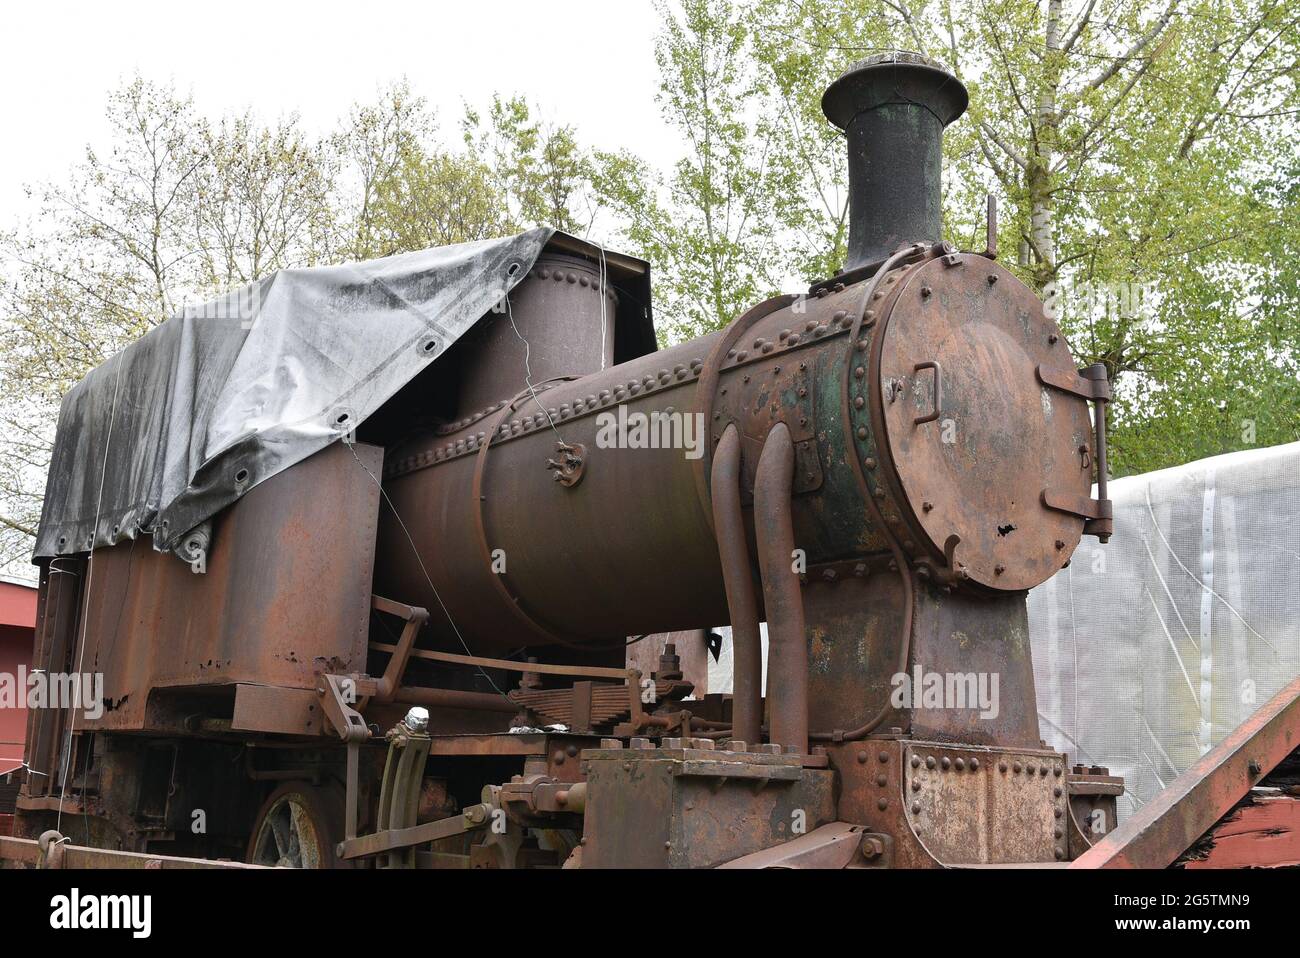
[710,424,762,745]
[753,422,807,755]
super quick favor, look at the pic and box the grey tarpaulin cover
[34,227,554,561]
[1028,441,1300,815]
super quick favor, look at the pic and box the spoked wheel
[247,782,344,869]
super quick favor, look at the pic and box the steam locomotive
[13,52,1122,868]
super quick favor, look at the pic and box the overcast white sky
[1,0,675,228]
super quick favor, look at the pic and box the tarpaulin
[34,227,555,561]
[1028,441,1300,815]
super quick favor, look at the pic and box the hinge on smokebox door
[1036,363,1114,542]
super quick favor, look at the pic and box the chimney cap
[822,50,969,131]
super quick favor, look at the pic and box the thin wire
[597,241,609,371]
[345,440,510,701]
[56,352,124,836]
[504,288,567,445]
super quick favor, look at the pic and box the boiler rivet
[857,751,868,764]
[878,751,889,763]
[925,756,936,769]
[910,756,920,768]
[911,780,921,792]
[911,802,921,814]
[940,757,951,770]
[878,799,889,811]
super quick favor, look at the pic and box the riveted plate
[903,742,1069,864]
[879,256,1092,590]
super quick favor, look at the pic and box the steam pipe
[753,422,807,755]
[709,424,762,745]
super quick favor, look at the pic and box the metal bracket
[1037,363,1113,541]
[316,673,370,743]
[546,441,586,487]
[1036,363,1112,401]
[371,594,429,704]
[1041,489,1115,540]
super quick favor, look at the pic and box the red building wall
[0,578,37,835]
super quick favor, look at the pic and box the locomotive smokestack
[822,51,969,271]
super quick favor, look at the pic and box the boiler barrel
[374,334,731,652]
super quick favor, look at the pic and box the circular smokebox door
[879,255,1094,591]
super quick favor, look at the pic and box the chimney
[821,51,969,271]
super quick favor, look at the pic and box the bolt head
[403,707,430,732]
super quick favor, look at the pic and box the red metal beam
[1071,674,1300,869]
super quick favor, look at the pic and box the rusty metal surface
[709,425,761,744]
[717,822,873,869]
[877,254,1092,591]
[580,741,834,868]
[754,422,808,755]
[1072,675,1300,869]
[231,684,322,736]
[375,333,730,652]
[66,441,381,732]
[453,253,619,417]
[904,742,1068,864]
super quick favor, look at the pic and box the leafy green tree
[463,94,600,236]
[596,0,786,343]
[640,0,1299,473]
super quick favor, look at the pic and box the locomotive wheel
[247,782,345,869]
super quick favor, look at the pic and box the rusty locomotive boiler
[11,52,1124,869]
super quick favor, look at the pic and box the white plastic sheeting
[1029,441,1300,815]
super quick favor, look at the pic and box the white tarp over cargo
[1029,441,1300,815]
